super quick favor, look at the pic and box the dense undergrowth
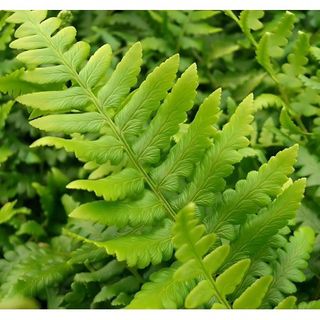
[0,10,320,309]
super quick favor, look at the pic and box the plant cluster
[0,9,320,309]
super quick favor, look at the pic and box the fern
[168,204,273,309]
[0,200,30,224]
[7,10,256,270]
[297,147,320,191]
[262,226,315,307]
[3,10,318,309]
[207,145,299,237]
[0,242,72,298]
[127,265,195,309]
[0,100,14,129]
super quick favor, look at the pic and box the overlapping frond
[169,204,275,309]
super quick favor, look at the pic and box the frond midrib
[181,217,231,308]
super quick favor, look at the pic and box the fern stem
[183,221,231,308]
[28,15,177,221]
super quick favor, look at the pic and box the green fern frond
[268,11,296,58]
[174,94,254,208]
[0,200,30,224]
[172,203,273,309]
[92,276,140,307]
[256,32,275,77]
[262,226,315,307]
[8,10,257,268]
[0,242,72,298]
[0,100,14,129]
[173,203,234,308]
[0,69,56,97]
[254,93,285,111]
[6,12,314,308]
[209,145,299,236]
[69,191,165,227]
[278,31,309,88]
[224,178,306,268]
[151,88,221,193]
[299,300,320,309]
[239,11,264,46]
[128,265,195,309]
[297,146,320,189]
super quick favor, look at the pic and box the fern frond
[256,32,275,76]
[0,100,14,129]
[225,178,306,268]
[128,265,195,309]
[297,146,320,189]
[31,136,124,164]
[151,88,221,193]
[239,11,264,46]
[68,219,174,269]
[172,203,272,309]
[0,200,30,224]
[92,276,140,307]
[173,203,236,308]
[262,226,315,307]
[174,94,254,208]
[70,191,165,227]
[278,31,309,88]
[209,145,298,236]
[7,10,258,268]
[67,168,144,201]
[0,242,72,298]
[268,11,296,58]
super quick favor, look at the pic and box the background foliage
[1,10,320,309]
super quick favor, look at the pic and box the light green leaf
[67,168,144,201]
